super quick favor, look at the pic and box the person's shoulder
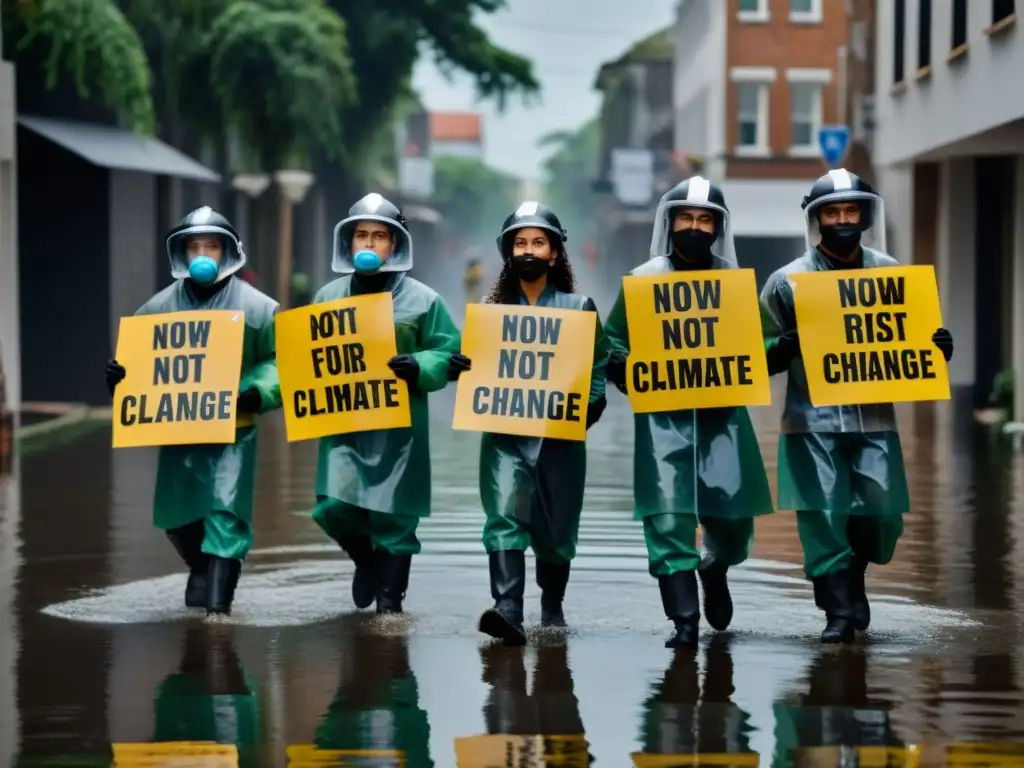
[135,281,181,315]
[630,256,673,276]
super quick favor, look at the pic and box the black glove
[236,388,262,414]
[932,327,953,362]
[447,353,472,382]
[585,395,607,429]
[607,356,627,394]
[387,354,420,383]
[105,359,126,396]
[765,331,800,376]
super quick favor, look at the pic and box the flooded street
[3,384,1024,766]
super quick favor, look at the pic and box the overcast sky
[411,0,678,182]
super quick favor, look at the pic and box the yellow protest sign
[791,265,950,406]
[455,734,590,767]
[622,269,771,413]
[275,292,411,442]
[112,741,238,766]
[452,303,596,441]
[112,310,245,448]
[286,745,405,766]
[631,752,760,767]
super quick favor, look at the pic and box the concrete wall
[109,171,159,347]
[673,0,727,180]
[0,59,18,412]
[875,0,1024,165]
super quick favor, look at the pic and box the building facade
[874,0,1024,414]
[672,0,850,284]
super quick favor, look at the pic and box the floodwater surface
[2,383,1024,766]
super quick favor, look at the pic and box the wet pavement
[3,377,1024,766]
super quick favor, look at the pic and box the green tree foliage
[208,0,354,170]
[538,117,601,243]
[4,0,155,133]
[432,155,519,245]
[326,0,540,172]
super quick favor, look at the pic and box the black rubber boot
[166,521,208,608]
[374,550,412,615]
[478,550,527,646]
[697,555,733,632]
[812,569,855,644]
[340,534,376,610]
[658,570,700,648]
[536,559,571,628]
[205,556,242,616]
[849,555,870,631]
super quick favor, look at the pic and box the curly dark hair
[484,231,577,305]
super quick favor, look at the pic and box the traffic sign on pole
[818,125,850,169]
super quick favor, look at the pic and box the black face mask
[510,255,550,283]
[671,230,716,266]
[819,225,861,258]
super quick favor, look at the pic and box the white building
[874,0,1024,415]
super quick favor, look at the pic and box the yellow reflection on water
[111,741,237,767]
[455,734,591,766]
[631,753,759,767]
[286,745,405,766]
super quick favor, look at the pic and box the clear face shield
[649,199,738,269]
[166,226,246,282]
[805,191,887,255]
[331,215,413,275]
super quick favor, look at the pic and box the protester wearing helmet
[104,206,282,617]
[759,168,954,644]
[446,201,610,646]
[309,193,461,616]
[603,176,775,649]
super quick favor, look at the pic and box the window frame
[951,0,968,51]
[738,0,770,23]
[789,0,823,24]
[785,68,830,157]
[730,67,776,157]
[893,0,907,85]
[917,0,932,71]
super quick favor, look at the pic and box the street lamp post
[274,170,315,309]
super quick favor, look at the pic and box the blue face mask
[353,249,383,274]
[188,255,219,285]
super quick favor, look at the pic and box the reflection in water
[454,641,592,766]
[772,649,904,767]
[632,636,756,767]
[288,619,432,767]
[144,625,259,765]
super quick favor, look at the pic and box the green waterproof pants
[201,512,253,560]
[642,514,755,577]
[482,510,579,564]
[796,511,903,579]
[311,498,422,556]
[779,431,907,579]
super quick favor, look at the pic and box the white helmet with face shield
[649,176,737,269]
[165,206,246,285]
[803,168,887,256]
[331,193,413,275]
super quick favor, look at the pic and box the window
[917,0,931,69]
[736,83,767,151]
[790,0,822,23]
[993,0,1016,24]
[893,0,906,84]
[789,83,822,149]
[952,0,968,49]
[738,0,768,21]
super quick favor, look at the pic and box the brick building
[672,0,851,285]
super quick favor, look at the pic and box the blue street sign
[818,125,850,169]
